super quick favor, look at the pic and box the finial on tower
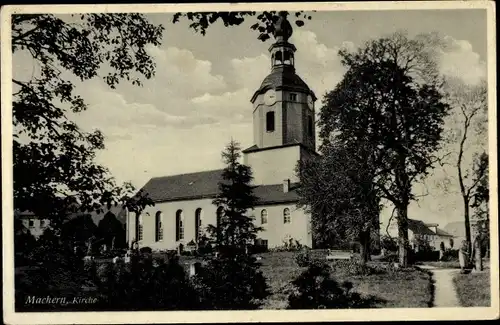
[273,11,293,42]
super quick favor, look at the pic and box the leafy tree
[173,10,313,42]
[296,140,382,264]
[318,32,450,267]
[471,152,489,259]
[440,78,488,251]
[195,140,269,310]
[97,211,126,250]
[60,213,99,245]
[12,13,161,227]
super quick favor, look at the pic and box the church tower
[243,12,318,186]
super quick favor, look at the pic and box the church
[126,13,320,251]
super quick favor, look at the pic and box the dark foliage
[209,140,261,251]
[318,33,450,266]
[173,11,313,42]
[194,140,269,310]
[441,249,459,261]
[194,254,269,310]
[12,13,160,225]
[287,260,380,309]
[90,254,200,310]
[295,250,312,267]
[296,141,382,263]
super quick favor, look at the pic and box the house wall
[126,198,313,251]
[22,218,51,238]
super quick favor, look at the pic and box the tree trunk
[359,231,371,265]
[473,236,483,271]
[397,206,409,267]
[463,199,472,252]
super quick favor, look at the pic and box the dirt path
[418,265,461,307]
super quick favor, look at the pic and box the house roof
[141,169,300,205]
[242,141,319,156]
[434,228,454,237]
[407,219,437,236]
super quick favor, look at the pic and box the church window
[176,210,184,241]
[137,214,143,241]
[195,208,203,242]
[307,115,313,137]
[28,219,34,228]
[261,209,268,224]
[274,50,283,65]
[266,111,275,132]
[283,208,291,224]
[284,51,292,65]
[155,211,163,241]
[289,93,297,102]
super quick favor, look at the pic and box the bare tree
[441,77,488,252]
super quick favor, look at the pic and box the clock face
[307,95,314,110]
[264,89,277,105]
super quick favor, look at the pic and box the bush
[92,253,199,310]
[139,246,152,255]
[295,250,312,267]
[413,250,440,262]
[380,235,398,252]
[193,254,269,310]
[329,258,385,276]
[441,248,459,261]
[287,260,377,309]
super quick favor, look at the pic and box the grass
[417,260,461,269]
[257,251,433,309]
[453,271,491,307]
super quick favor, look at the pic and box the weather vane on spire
[273,11,293,42]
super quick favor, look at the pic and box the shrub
[193,254,269,310]
[441,248,459,261]
[139,246,153,255]
[92,253,199,310]
[287,260,377,309]
[380,235,398,252]
[295,250,312,267]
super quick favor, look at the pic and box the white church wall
[127,198,313,250]
[244,145,301,185]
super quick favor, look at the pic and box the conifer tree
[195,140,269,310]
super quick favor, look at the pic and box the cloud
[438,36,487,85]
[290,30,348,101]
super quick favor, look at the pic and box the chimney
[283,179,290,193]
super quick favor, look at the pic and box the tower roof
[251,65,316,103]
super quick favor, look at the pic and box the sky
[12,8,489,230]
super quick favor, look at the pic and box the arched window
[266,111,275,132]
[155,211,163,241]
[307,115,313,137]
[284,50,293,65]
[283,208,291,224]
[261,209,268,225]
[274,50,283,65]
[137,214,143,241]
[195,208,203,242]
[175,210,184,241]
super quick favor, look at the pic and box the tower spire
[269,11,296,70]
